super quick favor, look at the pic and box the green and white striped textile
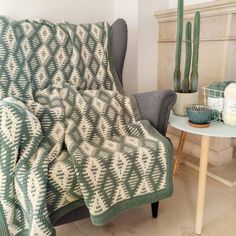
[0,16,173,236]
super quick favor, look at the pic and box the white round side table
[169,113,236,235]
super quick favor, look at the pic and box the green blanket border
[47,120,173,227]
[89,120,173,225]
[49,198,85,225]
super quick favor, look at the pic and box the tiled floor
[182,151,236,187]
[56,165,236,236]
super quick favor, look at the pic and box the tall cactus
[182,21,192,93]
[173,0,183,93]
[190,11,200,92]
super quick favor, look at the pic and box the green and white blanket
[0,16,173,236]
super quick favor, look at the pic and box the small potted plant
[172,0,200,116]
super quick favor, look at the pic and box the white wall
[137,0,169,93]
[0,0,113,24]
[113,0,169,94]
[113,0,138,95]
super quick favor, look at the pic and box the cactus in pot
[173,0,183,93]
[172,0,201,116]
[173,0,200,93]
[182,21,192,93]
[191,11,200,92]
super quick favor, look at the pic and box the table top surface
[169,113,236,138]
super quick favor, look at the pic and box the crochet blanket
[0,16,173,236]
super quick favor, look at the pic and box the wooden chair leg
[151,201,159,218]
[173,131,187,175]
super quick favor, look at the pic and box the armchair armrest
[134,90,176,137]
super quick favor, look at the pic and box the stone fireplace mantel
[155,0,236,166]
[155,0,236,22]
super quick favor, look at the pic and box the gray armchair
[54,18,176,226]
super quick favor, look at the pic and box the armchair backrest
[111,19,127,86]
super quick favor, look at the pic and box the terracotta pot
[172,91,199,116]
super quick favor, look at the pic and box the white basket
[202,86,224,121]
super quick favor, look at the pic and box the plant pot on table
[172,91,199,116]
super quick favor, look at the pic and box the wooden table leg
[195,135,210,235]
[173,131,187,175]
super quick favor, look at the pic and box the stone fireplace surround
[155,0,236,167]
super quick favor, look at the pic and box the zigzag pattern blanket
[0,16,173,236]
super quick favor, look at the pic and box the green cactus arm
[174,0,183,92]
[174,67,181,92]
[175,0,183,67]
[182,21,192,93]
[192,11,200,68]
[191,11,200,92]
